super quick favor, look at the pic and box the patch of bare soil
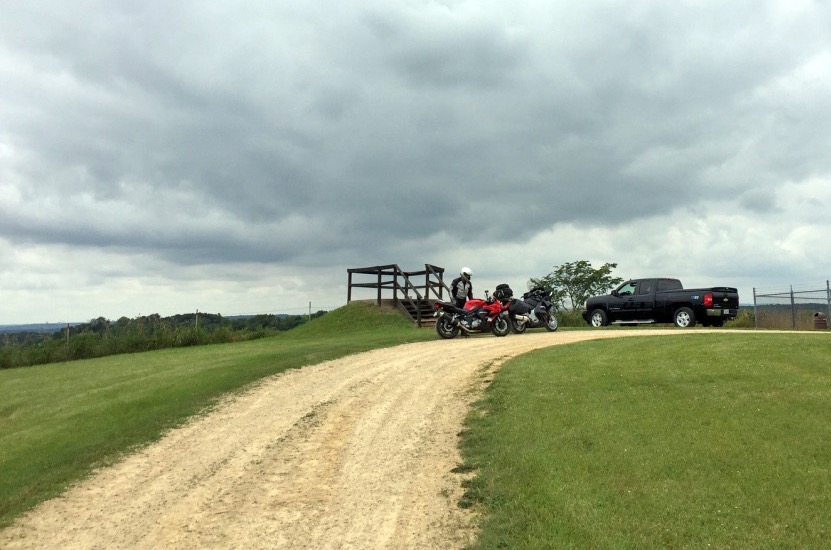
[1,330,686,549]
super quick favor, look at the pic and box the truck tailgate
[710,287,739,308]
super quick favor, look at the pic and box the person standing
[450,267,473,308]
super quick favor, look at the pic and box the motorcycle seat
[436,301,468,315]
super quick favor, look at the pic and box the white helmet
[460,267,472,278]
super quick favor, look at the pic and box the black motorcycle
[507,287,559,333]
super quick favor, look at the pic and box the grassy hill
[2,304,830,548]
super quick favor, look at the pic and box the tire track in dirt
[1,329,739,549]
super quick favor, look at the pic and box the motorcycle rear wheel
[510,318,527,334]
[435,316,459,339]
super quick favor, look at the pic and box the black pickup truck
[582,278,739,328]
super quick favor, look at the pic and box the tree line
[0,311,327,369]
[530,260,623,311]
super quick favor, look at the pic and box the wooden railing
[347,264,449,326]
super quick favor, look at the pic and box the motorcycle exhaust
[458,320,486,333]
[449,318,471,332]
[514,315,532,323]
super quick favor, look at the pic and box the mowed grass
[4,306,830,547]
[0,302,434,528]
[459,333,831,549]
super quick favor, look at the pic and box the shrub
[557,309,586,328]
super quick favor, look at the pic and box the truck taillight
[703,293,713,307]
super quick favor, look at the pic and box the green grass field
[2,304,830,548]
[459,333,831,549]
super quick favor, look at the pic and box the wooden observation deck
[347,264,450,327]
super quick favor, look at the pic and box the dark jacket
[450,276,473,307]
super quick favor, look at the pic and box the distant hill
[0,323,83,334]
[1,311,329,369]
[0,314,296,335]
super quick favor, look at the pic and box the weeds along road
[2,329,741,549]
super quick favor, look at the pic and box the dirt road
[1,329,687,549]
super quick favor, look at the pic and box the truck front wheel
[589,309,608,327]
[673,307,696,328]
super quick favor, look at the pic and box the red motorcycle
[433,287,512,339]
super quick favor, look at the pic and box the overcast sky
[1,1,829,324]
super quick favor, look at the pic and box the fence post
[827,280,830,322]
[790,286,796,330]
[753,287,758,329]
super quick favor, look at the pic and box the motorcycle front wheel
[491,316,510,337]
[435,316,459,339]
[545,312,559,332]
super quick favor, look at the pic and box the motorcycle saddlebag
[493,283,513,301]
[509,300,531,315]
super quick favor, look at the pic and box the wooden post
[393,266,398,306]
[377,270,382,306]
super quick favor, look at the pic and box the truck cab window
[617,282,637,296]
[657,279,683,292]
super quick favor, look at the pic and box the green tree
[531,260,624,311]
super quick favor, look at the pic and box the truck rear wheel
[589,309,608,327]
[673,307,696,328]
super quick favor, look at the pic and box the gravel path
[1,329,693,549]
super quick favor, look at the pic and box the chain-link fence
[752,281,831,330]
